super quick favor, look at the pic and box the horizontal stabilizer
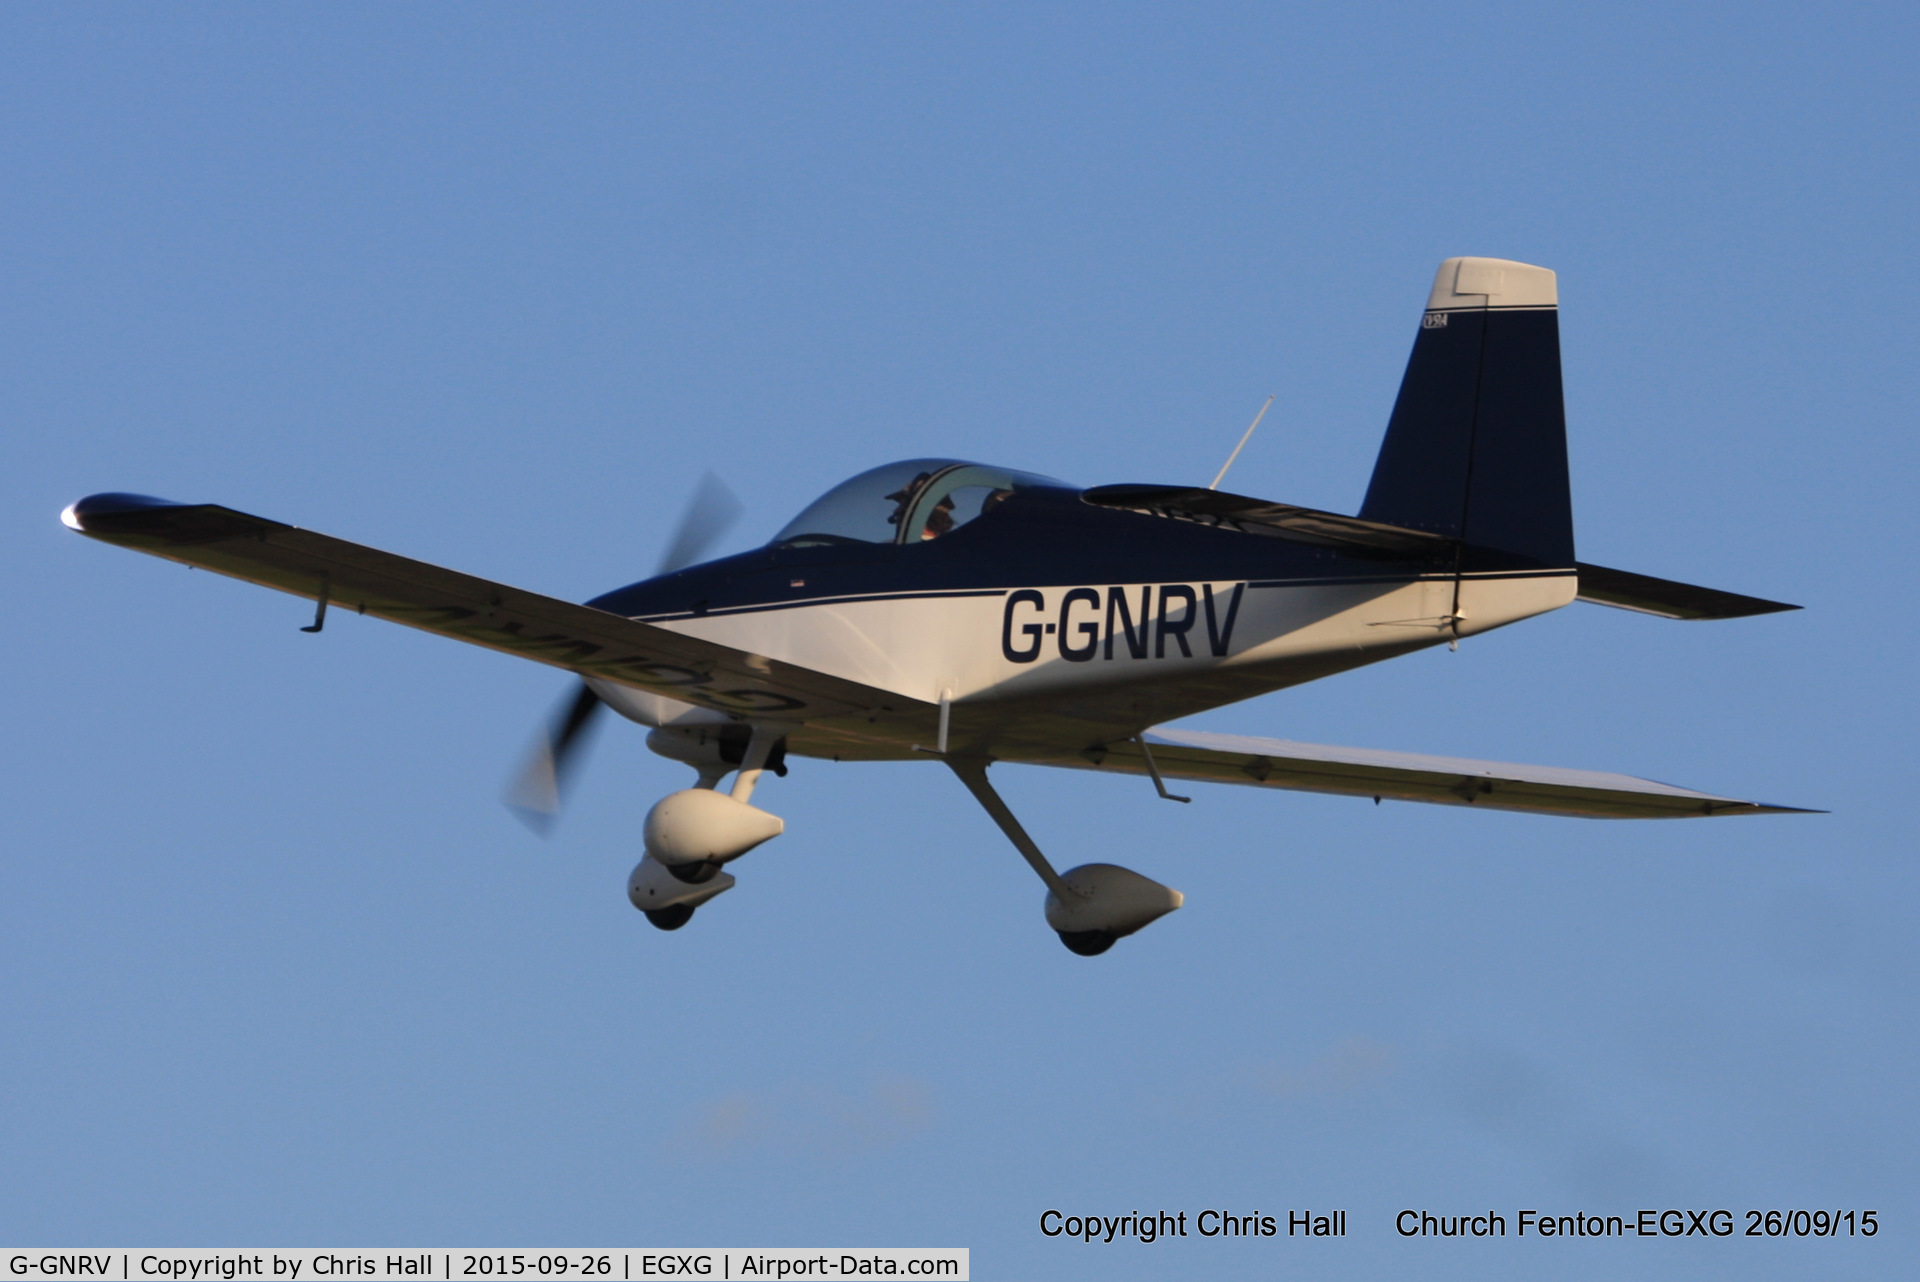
[1576,562,1799,620]
[1042,727,1816,819]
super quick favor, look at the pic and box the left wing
[1010,726,1815,819]
[61,492,926,728]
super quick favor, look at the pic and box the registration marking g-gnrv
[1002,583,1244,664]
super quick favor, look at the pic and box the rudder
[1359,257,1574,569]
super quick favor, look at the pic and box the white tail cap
[1426,257,1557,311]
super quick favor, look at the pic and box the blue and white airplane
[62,257,1809,954]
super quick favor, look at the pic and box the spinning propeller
[505,472,743,832]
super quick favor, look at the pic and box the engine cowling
[643,788,785,867]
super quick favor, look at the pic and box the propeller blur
[505,473,747,833]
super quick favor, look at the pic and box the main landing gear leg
[945,759,1183,956]
[729,723,781,804]
[944,758,1078,902]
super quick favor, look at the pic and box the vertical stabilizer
[1359,257,1574,569]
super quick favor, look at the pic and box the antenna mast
[1209,394,1275,491]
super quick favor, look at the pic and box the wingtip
[61,492,197,534]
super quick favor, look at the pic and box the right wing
[1079,483,1454,559]
[1022,726,1815,819]
[61,492,924,727]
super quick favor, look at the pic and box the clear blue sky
[5,4,1913,1277]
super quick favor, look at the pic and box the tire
[1057,929,1117,956]
[645,904,697,931]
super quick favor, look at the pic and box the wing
[1080,483,1453,559]
[1010,726,1814,819]
[61,492,924,728]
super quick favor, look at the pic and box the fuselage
[588,473,1575,752]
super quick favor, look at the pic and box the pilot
[921,495,956,540]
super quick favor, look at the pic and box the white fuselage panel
[643,572,1576,707]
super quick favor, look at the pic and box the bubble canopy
[770,459,1069,548]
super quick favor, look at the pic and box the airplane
[60,256,1812,956]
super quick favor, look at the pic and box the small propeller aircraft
[62,257,1811,955]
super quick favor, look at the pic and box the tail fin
[1359,257,1574,569]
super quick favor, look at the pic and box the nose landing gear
[628,723,786,931]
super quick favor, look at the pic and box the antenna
[1209,394,1275,491]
